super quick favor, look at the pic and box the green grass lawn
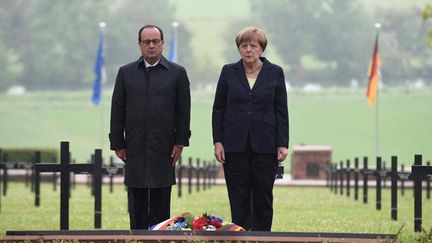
[0,88,431,171]
[0,182,431,242]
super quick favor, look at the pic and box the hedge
[0,148,58,163]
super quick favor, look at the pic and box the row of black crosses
[0,152,219,201]
[326,154,431,232]
[0,142,123,230]
[0,153,219,201]
[36,141,102,230]
[0,141,220,231]
[0,154,50,195]
[176,157,219,198]
[176,153,283,198]
[0,153,123,199]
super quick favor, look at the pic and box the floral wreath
[150,212,245,231]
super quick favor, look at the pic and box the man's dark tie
[145,66,154,79]
[146,65,157,72]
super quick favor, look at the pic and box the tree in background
[423,4,432,46]
[0,36,23,91]
[242,0,432,87]
[421,4,432,84]
[309,1,373,86]
[0,0,195,91]
[0,0,28,91]
[250,0,316,86]
[0,0,108,90]
[379,6,432,83]
[247,0,375,86]
[0,1,431,91]
[103,0,196,88]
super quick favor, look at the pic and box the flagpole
[98,22,106,149]
[374,23,381,159]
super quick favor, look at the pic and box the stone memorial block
[292,145,332,180]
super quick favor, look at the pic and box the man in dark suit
[212,26,288,231]
[109,25,191,230]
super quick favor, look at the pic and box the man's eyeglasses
[140,39,163,46]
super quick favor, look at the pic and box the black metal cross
[34,141,102,230]
[353,157,359,201]
[385,155,412,222]
[102,158,124,193]
[176,156,184,198]
[362,156,389,210]
[410,154,430,232]
[0,150,3,214]
[386,154,429,232]
[1,153,9,197]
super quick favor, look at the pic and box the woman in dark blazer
[212,26,289,231]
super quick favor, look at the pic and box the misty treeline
[0,0,431,91]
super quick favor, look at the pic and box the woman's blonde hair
[235,26,267,51]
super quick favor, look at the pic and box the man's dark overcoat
[109,56,191,188]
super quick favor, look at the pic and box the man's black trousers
[127,186,172,229]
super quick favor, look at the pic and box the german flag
[366,34,380,106]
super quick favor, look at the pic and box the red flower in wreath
[210,219,222,228]
[192,216,207,230]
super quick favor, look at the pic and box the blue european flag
[92,24,106,105]
[168,22,178,62]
